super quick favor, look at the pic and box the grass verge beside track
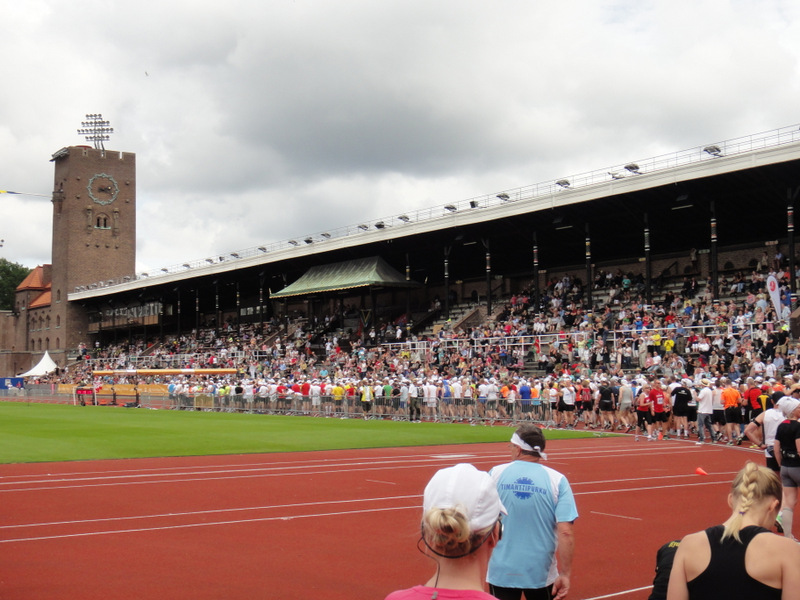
[0,401,604,463]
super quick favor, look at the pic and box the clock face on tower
[87,173,120,205]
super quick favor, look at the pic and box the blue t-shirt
[487,460,578,589]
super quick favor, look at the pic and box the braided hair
[722,461,782,542]
[421,507,495,559]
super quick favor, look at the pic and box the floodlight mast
[77,113,114,150]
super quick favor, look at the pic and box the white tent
[19,351,59,377]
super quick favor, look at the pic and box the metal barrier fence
[3,389,565,428]
[168,392,559,426]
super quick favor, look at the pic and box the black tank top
[687,525,781,600]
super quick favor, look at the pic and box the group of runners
[161,370,797,439]
[166,375,550,421]
[543,372,798,444]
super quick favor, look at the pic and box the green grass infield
[0,402,607,464]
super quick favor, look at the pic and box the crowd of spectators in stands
[24,251,800,425]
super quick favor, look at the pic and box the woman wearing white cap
[385,463,506,600]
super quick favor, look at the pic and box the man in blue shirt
[487,425,578,600]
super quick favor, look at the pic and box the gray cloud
[2,0,800,273]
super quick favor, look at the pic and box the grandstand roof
[69,131,800,305]
[270,256,416,298]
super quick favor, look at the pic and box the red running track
[0,437,773,600]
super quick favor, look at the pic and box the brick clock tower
[49,139,136,354]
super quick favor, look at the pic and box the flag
[0,190,49,197]
[767,275,783,321]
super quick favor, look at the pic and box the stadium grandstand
[5,123,800,431]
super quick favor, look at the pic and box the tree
[0,258,31,311]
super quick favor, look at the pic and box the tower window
[95,214,110,229]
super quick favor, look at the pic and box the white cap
[423,463,507,532]
[779,398,800,418]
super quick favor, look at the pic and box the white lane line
[581,585,652,599]
[0,460,500,493]
[0,439,710,483]
[0,446,704,489]
[0,449,509,481]
[589,511,643,521]
[0,454,505,488]
[0,440,730,485]
[574,471,738,487]
[0,460,436,486]
[365,479,397,485]
[0,504,420,544]
[2,480,731,543]
[576,479,727,496]
[0,455,737,497]
[0,494,421,530]
[429,454,477,459]
[3,471,732,531]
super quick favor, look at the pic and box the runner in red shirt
[301,379,312,414]
[743,377,764,422]
[649,378,672,440]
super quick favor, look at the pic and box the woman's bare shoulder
[745,530,800,565]
[678,530,709,548]
[753,532,800,556]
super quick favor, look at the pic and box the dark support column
[444,246,451,320]
[96,306,103,346]
[112,302,118,344]
[339,293,344,336]
[107,308,113,346]
[281,274,288,328]
[789,186,799,309]
[405,253,411,335]
[370,288,376,336]
[195,288,200,333]
[483,238,492,315]
[258,272,265,328]
[175,287,181,338]
[710,199,718,300]
[585,224,592,310]
[644,213,652,305]
[214,280,220,336]
[533,231,540,310]
[236,281,241,327]
[142,300,147,343]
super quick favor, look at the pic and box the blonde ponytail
[421,507,494,558]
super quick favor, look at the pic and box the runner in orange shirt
[721,378,744,445]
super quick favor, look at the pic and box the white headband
[511,432,548,460]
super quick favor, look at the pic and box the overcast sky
[2,0,799,274]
